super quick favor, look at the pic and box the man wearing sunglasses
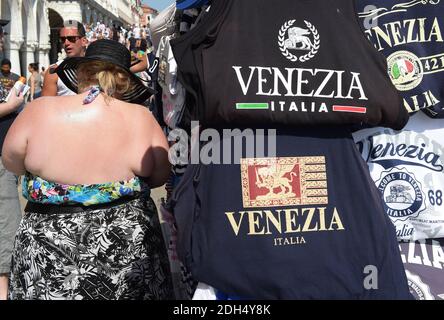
[42,20,88,96]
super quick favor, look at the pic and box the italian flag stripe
[392,59,414,79]
[332,105,367,114]
[236,103,269,110]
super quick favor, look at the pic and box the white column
[38,44,50,70]
[7,37,24,75]
[24,42,38,77]
[22,0,39,78]
[6,0,24,75]
[84,5,92,24]
[37,1,50,69]
[111,0,117,16]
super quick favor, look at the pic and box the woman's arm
[0,88,24,118]
[132,107,171,188]
[1,100,37,175]
[41,66,58,96]
[146,119,171,188]
[130,53,148,73]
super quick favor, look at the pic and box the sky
[142,0,174,12]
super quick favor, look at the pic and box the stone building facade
[0,0,143,77]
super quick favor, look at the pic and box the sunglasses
[60,36,81,43]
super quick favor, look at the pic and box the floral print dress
[9,173,173,300]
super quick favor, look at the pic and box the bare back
[21,94,168,185]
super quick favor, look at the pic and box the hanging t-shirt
[399,238,444,300]
[171,0,408,130]
[150,3,179,50]
[355,0,444,117]
[157,35,187,129]
[169,0,412,299]
[171,127,412,299]
[353,113,444,241]
[354,0,444,240]
[157,36,185,129]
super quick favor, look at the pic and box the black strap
[25,196,136,214]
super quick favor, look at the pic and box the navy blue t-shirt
[171,127,412,299]
[399,238,444,300]
[356,0,444,117]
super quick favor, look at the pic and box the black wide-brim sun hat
[56,39,154,104]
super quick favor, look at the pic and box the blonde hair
[77,60,131,104]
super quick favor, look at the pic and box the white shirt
[353,112,444,241]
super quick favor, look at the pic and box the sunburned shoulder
[21,96,77,116]
[122,100,149,111]
[124,101,155,120]
[30,95,75,106]
[20,98,46,114]
[23,96,82,118]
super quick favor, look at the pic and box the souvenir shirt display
[171,0,408,129]
[355,0,444,117]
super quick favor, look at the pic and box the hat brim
[56,56,155,104]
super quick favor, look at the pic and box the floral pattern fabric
[9,197,173,300]
[82,85,101,105]
[22,172,143,206]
